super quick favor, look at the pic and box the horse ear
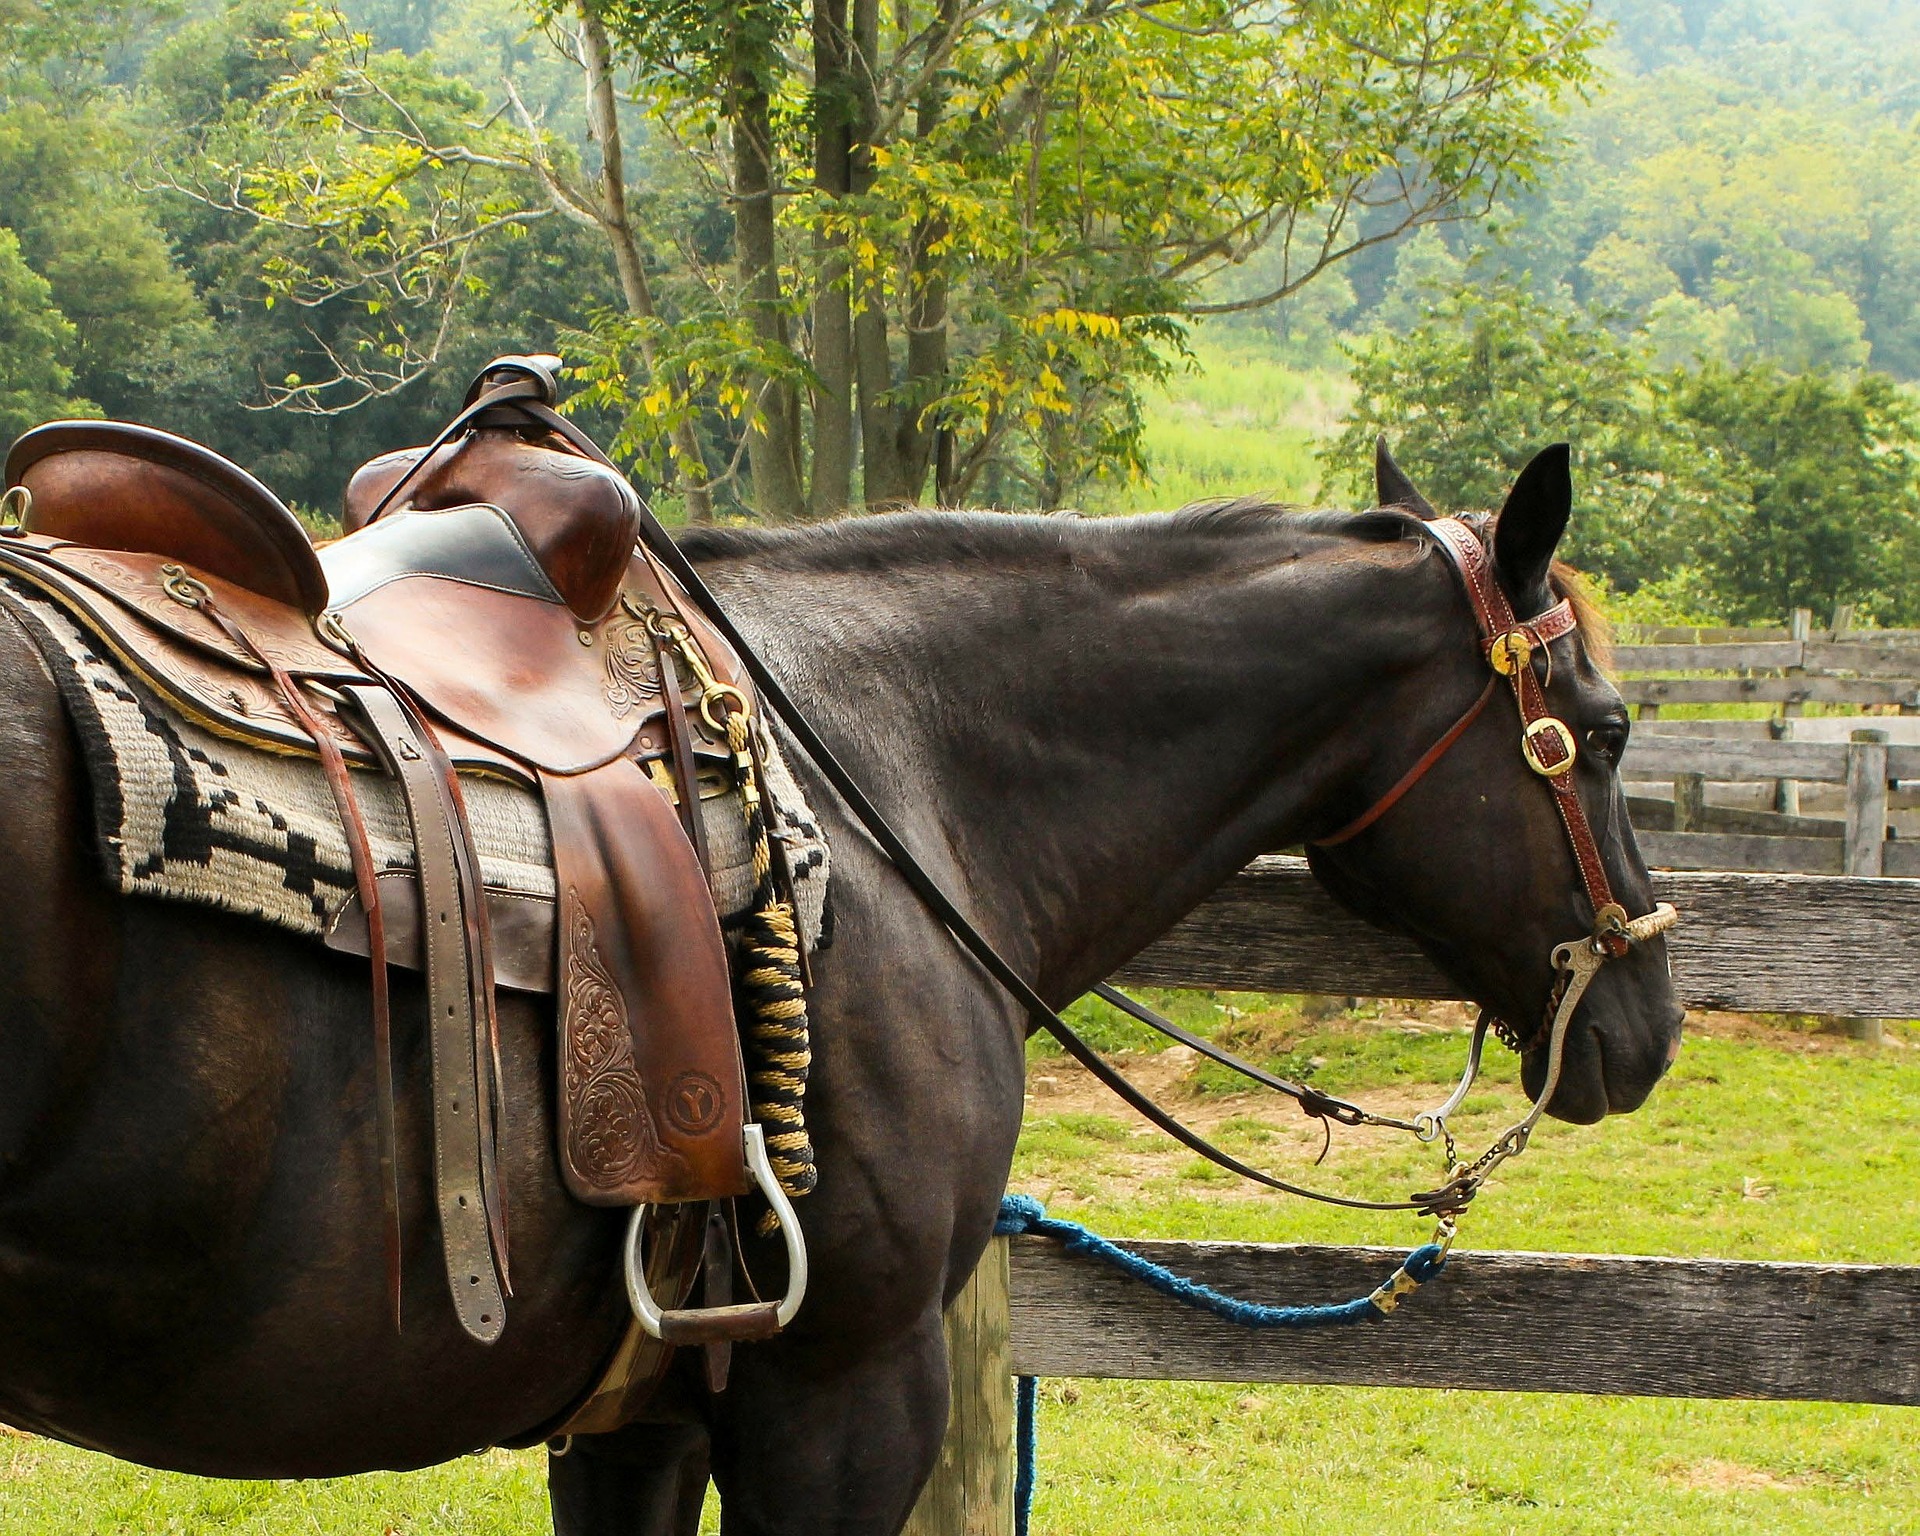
[1493,444,1572,605]
[1374,437,1436,518]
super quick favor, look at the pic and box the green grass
[1083,338,1349,514]
[1012,1008,1920,1535]
[6,1009,1918,1531]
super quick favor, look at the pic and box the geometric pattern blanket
[0,576,828,949]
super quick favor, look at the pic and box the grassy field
[5,995,1918,1533]
[1082,337,1349,515]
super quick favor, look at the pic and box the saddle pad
[0,577,829,947]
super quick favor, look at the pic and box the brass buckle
[1488,629,1532,675]
[1521,716,1577,777]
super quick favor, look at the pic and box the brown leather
[344,426,640,623]
[1426,518,1626,957]
[8,421,329,615]
[330,575,645,774]
[656,1301,781,1347]
[543,760,750,1206]
[344,683,508,1343]
[325,873,558,994]
[654,639,712,878]
[700,1202,734,1392]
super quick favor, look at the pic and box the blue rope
[994,1193,1448,1535]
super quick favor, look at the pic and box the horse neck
[697,511,1446,1002]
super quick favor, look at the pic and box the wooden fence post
[902,1238,1015,1536]
[1842,728,1889,1043]
[1672,772,1706,833]
[1770,716,1799,816]
[1775,609,1812,814]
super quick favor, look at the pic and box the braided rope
[726,709,818,1220]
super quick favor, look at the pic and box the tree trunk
[850,0,911,509]
[895,0,959,503]
[579,9,714,522]
[808,0,855,519]
[732,55,807,521]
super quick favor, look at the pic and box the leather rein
[465,401,1676,1227]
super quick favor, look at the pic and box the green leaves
[1325,280,1920,624]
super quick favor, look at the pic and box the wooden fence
[902,855,1920,1533]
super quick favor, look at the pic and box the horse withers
[0,440,1680,1534]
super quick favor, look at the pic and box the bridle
[1083,514,1678,1229]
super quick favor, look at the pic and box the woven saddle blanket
[0,577,828,955]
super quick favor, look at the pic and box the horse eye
[1587,725,1627,765]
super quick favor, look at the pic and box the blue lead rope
[992,1193,1449,1535]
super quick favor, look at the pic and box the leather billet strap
[343,683,508,1345]
[1422,518,1627,959]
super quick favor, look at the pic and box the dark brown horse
[0,446,1681,1533]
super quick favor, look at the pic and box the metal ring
[698,683,751,734]
[0,484,31,533]
[314,610,355,655]
[623,1124,808,1341]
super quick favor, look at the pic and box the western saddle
[0,358,807,1409]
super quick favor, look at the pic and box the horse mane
[675,499,1422,570]
[677,500,1610,664]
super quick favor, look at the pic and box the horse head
[1307,441,1683,1125]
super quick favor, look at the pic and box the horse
[0,443,1682,1533]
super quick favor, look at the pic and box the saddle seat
[0,359,796,1375]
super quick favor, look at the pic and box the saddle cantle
[0,357,810,1375]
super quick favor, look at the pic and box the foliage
[1681,364,1920,624]
[1324,279,1715,588]
[1323,280,1920,623]
[157,0,1601,516]
[0,228,93,438]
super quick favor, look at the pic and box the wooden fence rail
[1118,855,1920,1017]
[901,849,1920,1531]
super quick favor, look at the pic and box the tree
[1323,279,1713,589]
[1682,364,1920,624]
[1325,282,1920,624]
[0,227,94,438]
[176,0,1603,517]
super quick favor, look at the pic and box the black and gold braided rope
[724,710,818,1213]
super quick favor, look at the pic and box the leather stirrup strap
[654,638,711,879]
[343,683,508,1345]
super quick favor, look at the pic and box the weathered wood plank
[1621,734,1920,783]
[1619,678,1920,708]
[1635,831,1844,875]
[1806,640,1920,677]
[1114,856,1920,1016]
[1622,735,1851,783]
[1006,1238,1920,1404]
[904,1240,1015,1536]
[1615,641,1805,671]
[1625,795,1841,838]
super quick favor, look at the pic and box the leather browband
[1313,517,1626,962]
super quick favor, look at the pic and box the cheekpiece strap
[1425,519,1626,955]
